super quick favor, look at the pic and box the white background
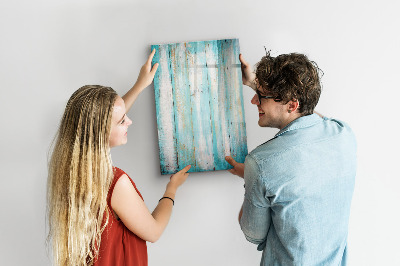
[1,0,399,265]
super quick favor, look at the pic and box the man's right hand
[239,54,257,90]
[225,156,245,178]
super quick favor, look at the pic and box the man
[226,52,357,265]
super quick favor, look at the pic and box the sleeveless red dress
[93,167,148,266]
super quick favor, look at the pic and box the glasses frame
[255,90,281,105]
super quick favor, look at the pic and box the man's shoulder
[248,116,356,165]
[320,116,356,145]
[248,138,288,166]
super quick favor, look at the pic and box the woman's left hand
[135,49,159,90]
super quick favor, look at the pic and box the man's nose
[251,94,259,105]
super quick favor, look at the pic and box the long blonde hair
[47,85,118,265]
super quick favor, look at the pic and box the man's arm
[239,54,257,90]
[314,111,324,118]
[224,156,245,223]
[238,204,243,223]
[239,155,272,245]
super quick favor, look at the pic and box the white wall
[1,0,399,265]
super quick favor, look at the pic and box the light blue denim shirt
[240,114,357,266]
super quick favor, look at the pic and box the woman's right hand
[167,165,191,192]
[135,49,159,90]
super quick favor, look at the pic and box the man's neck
[278,113,303,130]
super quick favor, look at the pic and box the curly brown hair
[255,51,322,115]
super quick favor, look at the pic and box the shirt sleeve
[239,154,271,247]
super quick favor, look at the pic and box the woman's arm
[111,165,191,243]
[122,49,159,113]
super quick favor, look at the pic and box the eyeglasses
[255,90,281,105]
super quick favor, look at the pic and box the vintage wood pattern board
[151,39,248,174]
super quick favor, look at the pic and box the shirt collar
[275,114,322,138]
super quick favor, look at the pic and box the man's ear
[288,100,299,113]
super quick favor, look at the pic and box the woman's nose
[127,116,132,126]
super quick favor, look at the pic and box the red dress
[94,167,148,266]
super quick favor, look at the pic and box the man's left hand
[225,156,244,178]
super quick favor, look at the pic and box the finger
[228,169,235,174]
[150,63,159,75]
[239,54,249,67]
[147,48,156,64]
[179,165,192,173]
[225,156,237,167]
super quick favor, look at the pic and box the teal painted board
[151,39,248,174]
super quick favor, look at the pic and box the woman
[47,50,191,266]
